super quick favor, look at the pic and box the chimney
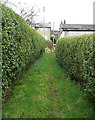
[64,20,66,24]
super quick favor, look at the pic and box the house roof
[60,24,95,31]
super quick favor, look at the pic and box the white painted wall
[60,31,93,38]
[36,28,51,40]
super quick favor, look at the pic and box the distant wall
[36,28,51,40]
[60,31,93,38]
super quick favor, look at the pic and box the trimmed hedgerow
[2,4,46,97]
[55,34,95,99]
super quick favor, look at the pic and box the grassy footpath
[2,53,93,118]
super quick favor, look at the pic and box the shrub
[46,40,52,49]
[55,34,95,99]
[2,4,46,97]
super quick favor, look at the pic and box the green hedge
[2,4,46,97]
[55,34,95,98]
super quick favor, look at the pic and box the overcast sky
[9,0,94,30]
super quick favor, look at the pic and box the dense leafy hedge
[55,34,95,98]
[2,4,46,97]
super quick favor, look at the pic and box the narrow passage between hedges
[3,53,93,118]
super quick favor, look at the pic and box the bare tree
[0,0,17,8]
[19,4,40,26]
[0,0,40,27]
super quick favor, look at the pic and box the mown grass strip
[2,53,93,118]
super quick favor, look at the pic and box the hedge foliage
[55,34,95,98]
[2,4,46,96]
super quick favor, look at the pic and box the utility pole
[53,22,54,50]
[64,20,66,37]
[43,6,45,39]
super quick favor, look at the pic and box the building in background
[59,21,95,38]
[35,22,51,40]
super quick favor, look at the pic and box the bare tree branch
[1,0,40,27]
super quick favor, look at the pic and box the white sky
[9,0,94,30]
